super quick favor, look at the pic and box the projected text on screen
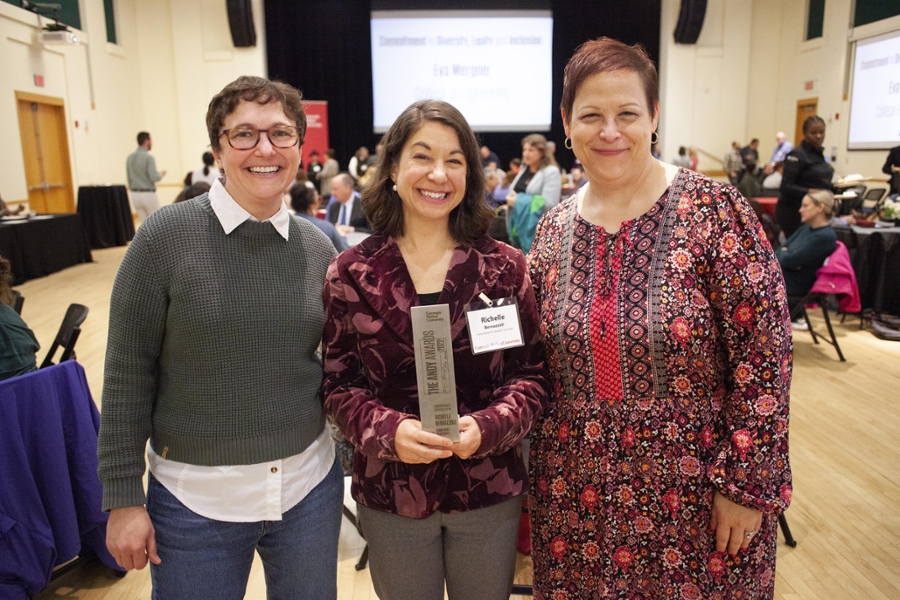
[371,11,553,132]
[848,29,900,150]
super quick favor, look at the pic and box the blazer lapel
[442,238,509,340]
[352,234,419,344]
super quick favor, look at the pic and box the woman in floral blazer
[322,100,548,600]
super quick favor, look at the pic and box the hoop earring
[564,137,573,150]
[651,131,659,145]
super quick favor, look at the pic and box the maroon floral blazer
[322,233,548,518]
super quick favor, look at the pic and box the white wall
[658,0,753,174]
[0,0,266,207]
[659,0,899,184]
[6,0,897,205]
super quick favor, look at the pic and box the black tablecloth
[77,185,135,249]
[838,225,900,316]
[0,214,93,285]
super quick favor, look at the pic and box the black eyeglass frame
[218,126,301,150]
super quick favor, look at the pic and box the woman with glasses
[98,76,342,600]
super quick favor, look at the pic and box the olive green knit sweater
[98,195,336,510]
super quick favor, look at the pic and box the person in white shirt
[99,76,342,600]
[191,151,220,186]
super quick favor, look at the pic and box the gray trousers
[357,495,522,600]
[131,190,160,223]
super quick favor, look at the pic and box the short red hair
[561,37,658,124]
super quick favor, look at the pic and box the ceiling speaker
[674,0,707,44]
[226,0,256,48]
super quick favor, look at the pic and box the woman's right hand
[394,419,454,464]
[506,191,517,206]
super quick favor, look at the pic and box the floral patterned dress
[527,169,792,599]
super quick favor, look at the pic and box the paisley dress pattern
[322,233,548,518]
[527,169,792,599]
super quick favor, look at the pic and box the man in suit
[326,173,368,234]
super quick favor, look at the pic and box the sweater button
[271,467,278,474]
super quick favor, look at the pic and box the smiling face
[212,100,301,214]
[390,122,466,230]
[563,70,658,187]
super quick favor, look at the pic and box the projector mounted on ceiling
[21,0,79,44]
[38,29,78,44]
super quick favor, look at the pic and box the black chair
[40,304,89,368]
[859,187,887,216]
[12,290,24,315]
[836,185,866,215]
[790,292,846,362]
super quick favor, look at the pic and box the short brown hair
[521,133,558,171]
[362,100,492,246]
[206,76,307,152]
[561,37,659,124]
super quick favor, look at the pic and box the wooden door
[794,98,818,148]
[15,92,75,213]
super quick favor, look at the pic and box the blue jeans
[147,456,343,600]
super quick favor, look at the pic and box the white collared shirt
[336,193,358,226]
[209,178,292,240]
[147,179,334,522]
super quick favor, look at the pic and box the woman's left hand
[709,491,763,555]
[451,416,482,459]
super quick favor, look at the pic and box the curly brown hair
[206,76,307,152]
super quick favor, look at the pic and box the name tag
[464,296,524,355]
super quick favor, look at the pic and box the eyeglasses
[218,126,300,150]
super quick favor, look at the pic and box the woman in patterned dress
[322,100,548,600]
[527,38,792,599]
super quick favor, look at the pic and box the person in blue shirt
[289,185,347,252]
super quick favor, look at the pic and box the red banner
[302,101,329,169]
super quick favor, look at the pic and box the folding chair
[12,290,24,315]
[859,187,887,216]
[790,241,860,362]
[40,304,89,368]
[836,185,865,215]
[489,204,511,245]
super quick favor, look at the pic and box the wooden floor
[18,245,900,600]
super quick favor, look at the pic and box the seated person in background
[289,185,347,252]
[672,146,690,168]
[570,164,588,190]
[775,190,838,330]
[173,181,211,203]
[484,166,501,209]
[0,255,39,381]
[747,198,782,249]
[492,158,520,204]
[762,161,784,190]
[0,194,26,217]
[738,161,762,198]
[326,173,369,235]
